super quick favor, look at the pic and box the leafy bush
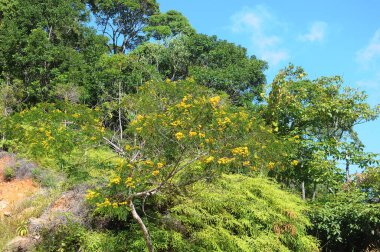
[36,222,129,252]
[161,174,319,252]
[0,102,104,182]
[3,167,15,181]
[49,174,318,251]
[308,190,380,251]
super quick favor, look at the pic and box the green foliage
[144,10,195,40]
[3,166,15,181]
[120,174,318,251]
[95,53,159,103]
[31,166,62,188]
[0,102,103,175]
[356,166,380,200]
[168,174,318,252]
[36,221,129,252]
[133,34,268,105]
[16,220,29,237]
[1,1,379,251]
[186,34,267,105]
[0,0,108,105]
[89,0,159,54]
[264,64,380,198]
[309,189,380,251]
[87,79,291,221]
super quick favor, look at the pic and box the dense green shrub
[3,167,15,181]
[122,174,319,251]
[308,190,380,251]
[0,102,104,173]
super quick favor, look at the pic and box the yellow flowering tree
[0,102,104,167]
[87,79,289,251]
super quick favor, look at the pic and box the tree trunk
[129,200,154,252]
[312,183,317,201]
[345,154,350,183]
[118,81,123,140]
[301,181,306,200]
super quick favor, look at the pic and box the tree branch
[129,200,154,252]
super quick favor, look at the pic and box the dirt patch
[0,155,39,217]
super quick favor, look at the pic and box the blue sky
[160,0,380,155]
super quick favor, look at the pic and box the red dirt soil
[0,155,39,216]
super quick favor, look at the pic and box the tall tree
[0,0,108,105]
[264,65,380,199]
[144,10,195,40]
[89,0,159,54]
[133,34,268,105]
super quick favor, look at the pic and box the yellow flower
[171,120,181,127]
[110,176,121,185]
[175,132,185,140]
[85,190,99,200]
[157,163,164,169]
[125,177,135,188]
[42,140,49,149]
[125,144,132,151]
[209,96,221,108]
[165,78,171,84]
[291,160,299,166]
[112,203,119,208]
[217,117,232,126]
[136,127,142,133]
[136,114,144,120]
[90,136,97,141]
[96,198,111,208]
[204,156,215,164]
[268,162,276,169]
[205,138,214,144]
[231,147,249,157]
[45,130,54,140]
[72,113,81,118]
[242,161,250,167]
[144,160,154,167]
[189,131,197,137]
[198,132,206,138]
[152,170,159,176]
[217,157,235,164]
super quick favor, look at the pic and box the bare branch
[103,137,125,155]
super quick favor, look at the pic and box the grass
[0,188,61,250]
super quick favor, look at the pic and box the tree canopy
[0,1,379,251]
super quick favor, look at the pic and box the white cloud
[299,21,327,42]
[261,50,288,66]
[230,6,289,66]
[357,29,380,66]
[356,72,380,106]
[356,71,380,89]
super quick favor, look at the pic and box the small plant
[4,167,15,181]
[16,220,29,237]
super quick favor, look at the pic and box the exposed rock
[28,185,90,236]
[0,200,8,210]
[3,236,37,252]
